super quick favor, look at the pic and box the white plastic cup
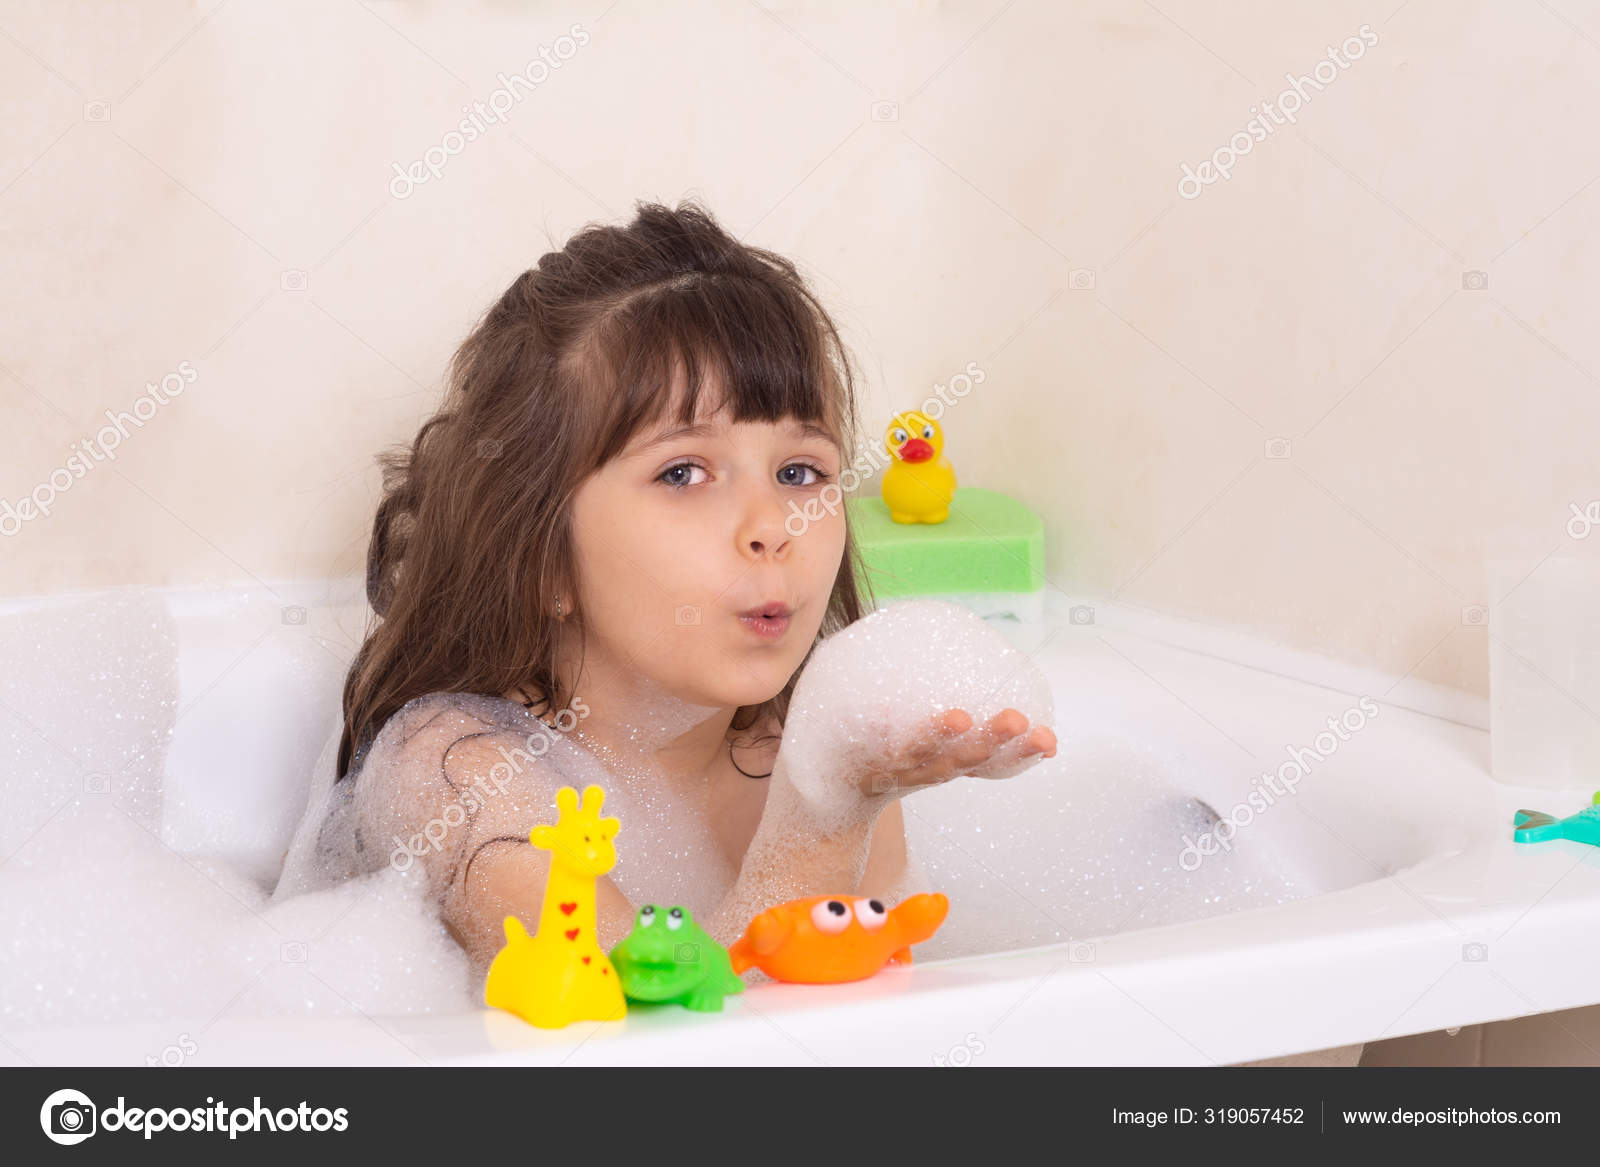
[1489,549,1600,789]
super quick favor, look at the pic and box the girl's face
[567,396,846,712]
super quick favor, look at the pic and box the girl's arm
[702,771,887,947]
[351,705,639,976]
[450,835,637,973]
[859,799,909,896]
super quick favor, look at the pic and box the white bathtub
[4,580,1598,1066]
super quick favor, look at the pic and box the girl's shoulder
[352,689,565,779]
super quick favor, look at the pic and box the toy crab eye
[666,907,684,932]
[854,898,888,930]
[810,899,853,934]
[638,906,656,927]
[921,424,934,439]
[891,428,908,445]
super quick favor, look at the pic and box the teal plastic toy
[1512,791,1600,846]
[608,905,744,1012]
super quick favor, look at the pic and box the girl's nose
[739,496,791,559]
[744,528,789,558]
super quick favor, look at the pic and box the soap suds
[778,600,1056,823]
[1,592,1309,1038]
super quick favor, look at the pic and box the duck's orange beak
[899,438,933,463]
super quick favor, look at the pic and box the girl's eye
[854,898,888,930]
[658,461,708,488]
[810,899,853,934]
[891,428,908,444]
[777,462,827,487]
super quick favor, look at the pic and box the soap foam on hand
[776,600,1055,818]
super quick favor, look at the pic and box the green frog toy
[608,904,744,1012]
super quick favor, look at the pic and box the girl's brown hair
[336,199,867,780]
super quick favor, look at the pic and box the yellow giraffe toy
[483,784,627,1029]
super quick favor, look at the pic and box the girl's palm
[859,707,1057,796]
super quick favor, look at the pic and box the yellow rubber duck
[880,410,956,523]
[484,785,627,1029]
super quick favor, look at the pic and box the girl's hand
[856,708,1057,798]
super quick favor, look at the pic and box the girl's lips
[738,613,790,639]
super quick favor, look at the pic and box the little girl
[300,201,1055,977]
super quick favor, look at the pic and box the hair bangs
[577,272,847,472]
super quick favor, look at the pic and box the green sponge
[847,487,1045,618]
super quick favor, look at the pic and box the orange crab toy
[728,892,949,983]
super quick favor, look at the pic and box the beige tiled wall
[4,0,1598,706]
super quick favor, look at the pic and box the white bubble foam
[902,727,1310,961]
[777,599,1056,819]
[1,589,1311,1037]
[0,798,470,1034]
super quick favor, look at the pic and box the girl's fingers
[934,704,972,733]
[901,708,973,768]
[923,711,1027,782]
[939,708,974,736]
[978,708,1028,745]
[889,711,1057,792]
[950,732,998,770]
[926,709,1027,772]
